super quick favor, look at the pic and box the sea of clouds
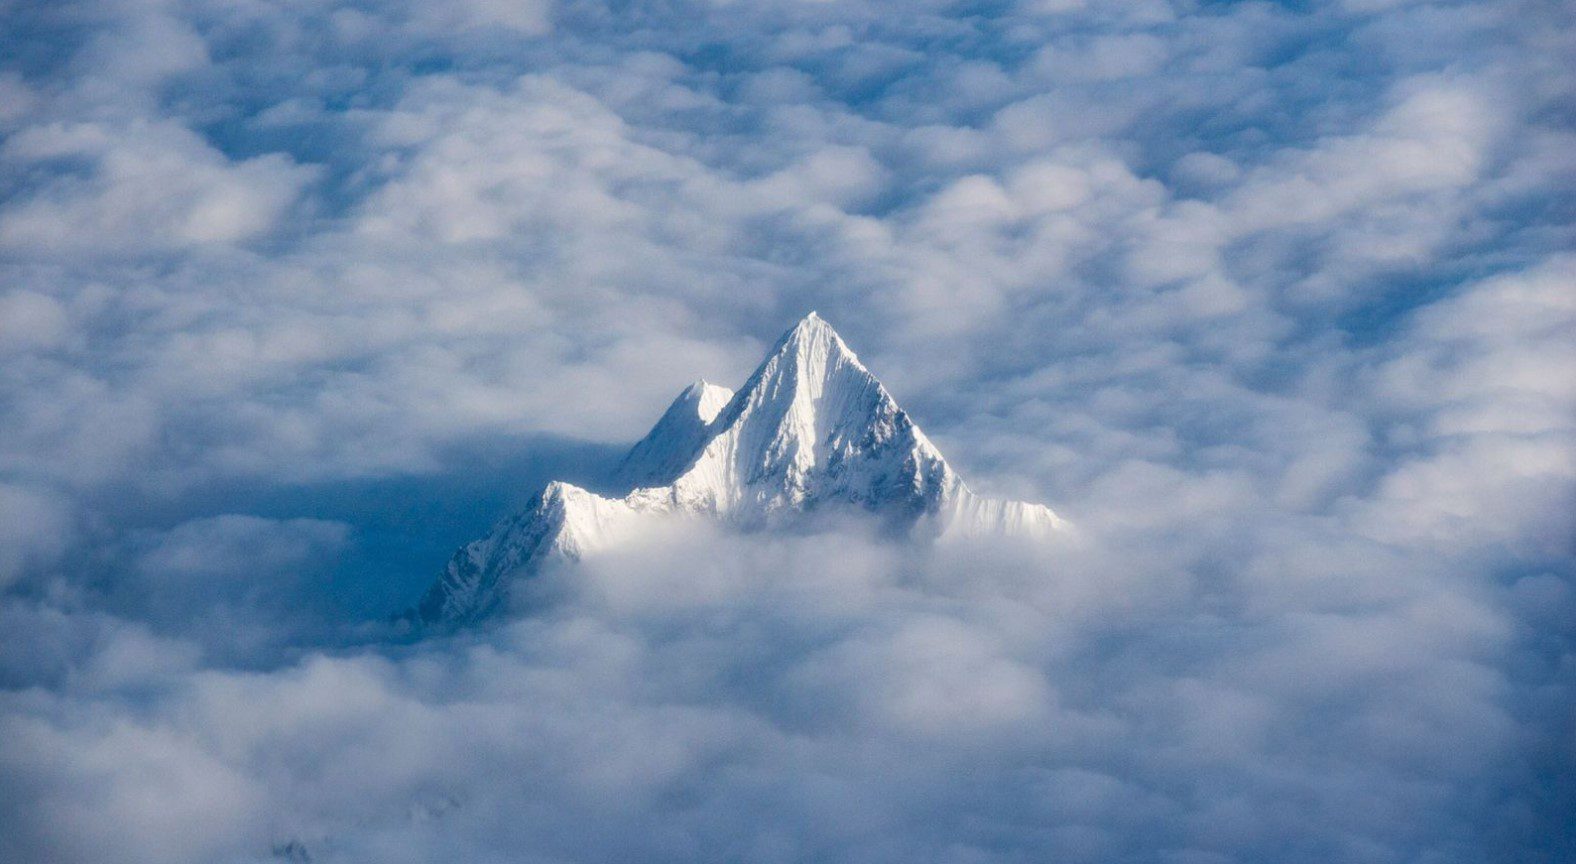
[1,0,1572,861]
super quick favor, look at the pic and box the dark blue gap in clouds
[0,7,93,80]
[91,434,626,620]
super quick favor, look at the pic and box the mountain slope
[615,379,734,490]
[415,313,1064,626]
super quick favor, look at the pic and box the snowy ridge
[416,313,1065,625]
[416,482,641,623]
[616,380,734,489]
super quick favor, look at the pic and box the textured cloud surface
[1,0,1572,862]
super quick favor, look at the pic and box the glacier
[415,313,1065,625]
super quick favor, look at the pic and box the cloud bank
[1,0,1572,862]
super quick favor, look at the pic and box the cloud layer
[1,0,1572,862]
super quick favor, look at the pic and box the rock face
[416,313,1065,625]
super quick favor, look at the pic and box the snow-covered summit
[639,311,957,525]
[415,313,1064,625]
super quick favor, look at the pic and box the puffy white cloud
[0,291,71,353]
[1353,257,1576,554]
[0,0,1572,861]
[0,119,317,252]
[0,517,1552,863]
[0,483,73,590]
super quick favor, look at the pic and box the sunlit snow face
[1,0,1573,862]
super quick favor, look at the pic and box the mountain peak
[724,312,866,419]
[679,379,733,424]
[776,310,852,361]
[662,312,953,521]
[616,378,735,489]
[416,315,1064,626]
